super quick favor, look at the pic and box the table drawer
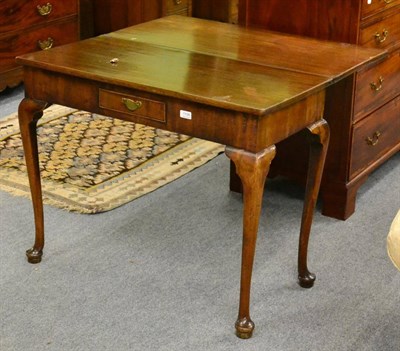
[0,0,78,33]
[354,50,400,122]
[359,11,400,51]
[0,19,78,72]
[361,0,400,19]
[165,0,191,15]
[350,96,400,179]
[99,90,166,123]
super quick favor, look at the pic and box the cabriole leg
[298,119,330,288]
[225,145,276,339]
[18,98,48,264]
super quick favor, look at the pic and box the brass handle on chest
[370,76,384,92]
[174,0,182,4]
[122,98,143,111]
[374,29,388,44]
[38,37,54,50]
[37,3,52,16]
[366,131,381,146]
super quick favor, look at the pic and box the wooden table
[16,16,385,339]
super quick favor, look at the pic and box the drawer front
[359,11,400,51]
[0,19,78,72]
[354,50,400,122]
[165,0,191,16]
[362,0,400,19]
[350,96,400,179]
[99,90,167,123]
[0,0,78,33]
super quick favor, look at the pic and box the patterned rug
[0,105,224,213]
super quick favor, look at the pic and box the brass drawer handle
[370,76,384,91]
[38,37,54,50]
[374,29,388,44]
[37,3,52,16]
[122,98,143,111]
[174,0,182,4]
[366,131,381,146]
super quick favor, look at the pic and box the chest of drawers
[237,0,400,220]
[0,1,80,92]
[164,0,191,16]
[192,0,238,24]
[92,0,192,35]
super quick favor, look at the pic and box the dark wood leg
[298,119,330,288]
[18,98,48,264]
[225,145,276,339]
[229,160,242,193]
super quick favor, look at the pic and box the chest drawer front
[350,96,400,179]
[362,0,400,19]
[99,90,167,123]
[0,1,78,33]
[165,0,191,15]
[354,51,400,122]
[360,11,400,50]
[0,19,78,72]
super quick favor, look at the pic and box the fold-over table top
[16,16,386,115]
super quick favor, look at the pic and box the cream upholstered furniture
[387,210,400,270]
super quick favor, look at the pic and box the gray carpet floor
[1,86,399,351]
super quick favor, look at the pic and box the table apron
[22,68,326,152]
